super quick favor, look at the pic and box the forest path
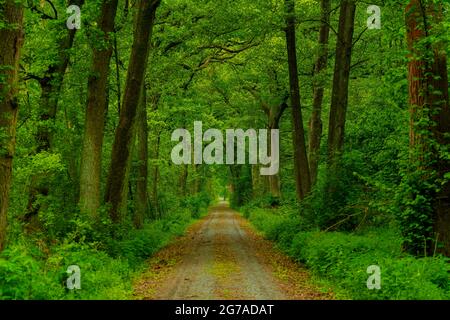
[134,201,333,300]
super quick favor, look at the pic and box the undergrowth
[0,193,211,300]
[243,205,450,300]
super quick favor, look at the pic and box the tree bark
[151,134,160,218]
[308,0,331,185]
[179,165,188,197]
[79,0,119,217]
[406,0,450,255]
[284,0,311,200]
[251,164,264,198]
[266,101,287,198]
[0,0,24,251]
[327,0,356,165]
[36,0,85,151]
[25,0,85,223]
[192,164,201,195]
[149,95,160,219]
[134,83,148,229]
[245,83,287,199]
[105,0,160,223]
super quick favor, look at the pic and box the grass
[243,206,450,300]
[0,208,206,300]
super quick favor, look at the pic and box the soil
[133,201,334,300]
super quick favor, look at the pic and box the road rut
[134,202,333,300]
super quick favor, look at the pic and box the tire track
[135,201,333,300]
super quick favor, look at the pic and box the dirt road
[134,202,333,300]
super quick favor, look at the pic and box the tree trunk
[37,0,85,151]
[25,0,85,223]
[246,87,287,199]
[327,0,356,164]
[149,95,160,219]
[79,0,119,217]
[251,164,263,198]
[268,173,281,198]
[179,165,188,197]
[308,0,331,185]
[406,0,450,255]
[134,83,148,229]
[267,103,287,198]
[105,0,160,223]
[284,0,311,200]
[192,164,201,195]
[151,133,160,218]
[0,0,24,251]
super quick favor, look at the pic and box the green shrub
[182,191,212,218]
[247,207,450,300]
[0,206,201,300]
[47,241,132,300]
[0,244,62,299]
[108,210,193,267]
[394,169,436,255]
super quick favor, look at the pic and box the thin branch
[350,58,370,69]
[352,27,369,48]
[27,0,57,20]
[45,0,58,19]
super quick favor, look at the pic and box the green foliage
[0,206,199,300]
[0,244,62,299]
[300,164,364,231]
[229,165,253,208]
[394,168,437,255]
[182,191,212,218]
[107,210,194,267]
[246,207,450,300]
[45,242,132,300]
[2,0,449,301]
[249,193,282,210]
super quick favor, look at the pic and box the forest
[0,0,449,300]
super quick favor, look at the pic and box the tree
[405,0,450,255]
[79,0,119,217]
[284,0,311,200]
[245,86,288,198]
[105,0,161,223]
[35,0,85,152]
[327,0,356,165]
[25,0,85,222]
[0,0,25,251]
[148,93,161,219]
[308,0,331,185]
[133,82,149,228]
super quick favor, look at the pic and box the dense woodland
[0,0,449,299]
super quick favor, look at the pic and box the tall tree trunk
[79,0,119,217]
[327,0,356,165]
[179,165,188,197]
[151,132,161,219]
[229,165,250,207]
[151,134,160,218]
[134,83,148,229]
[192,164,201,195]
[37,0,85,151]
[149,95,160,219]
[245,87,287,199]
[406,0,450,255]
[251,164,263,198]
[267,102,288,198]
[284,0,311,200]
[105,0,160,223]
[25,0,85,222]
[0,0,24,251]
[308,0,331,185]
